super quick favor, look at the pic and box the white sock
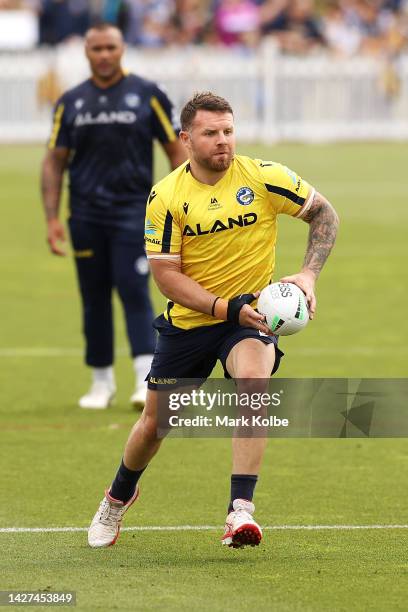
[92,367,115,387]
[133,354,153,389]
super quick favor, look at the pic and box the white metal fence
[1,41,408,143]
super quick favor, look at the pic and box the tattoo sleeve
[40,149,69,221]
[301,191,339,278]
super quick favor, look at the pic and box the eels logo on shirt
[124,93,140,108]
[236,186,255,206]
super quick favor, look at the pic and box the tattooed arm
[280,191,339,319]
[40,147,70,255]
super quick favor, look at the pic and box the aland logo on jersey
[74,111,137,126]
[183,212,257,236]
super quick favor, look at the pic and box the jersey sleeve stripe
[150,96,177,142]
[48,103,65,149]
[265,183,306,206]
[295,188,315,218]
[147,253,180,260]
[161,210,173,253]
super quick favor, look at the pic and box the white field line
[1,524,408,534]
[1,347,408,358]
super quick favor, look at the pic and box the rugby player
[40,24,186,410]
[88,92,339,548]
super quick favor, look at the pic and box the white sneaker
[221,499,262,548]
[88,488,139,548]
[79,382,116,410]
[130,384,147,410]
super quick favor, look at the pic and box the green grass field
[1,144,407,611]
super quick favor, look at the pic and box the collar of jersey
[89,73,127,93]
[187,158,234,191]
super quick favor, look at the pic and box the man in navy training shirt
[40,23,186,410]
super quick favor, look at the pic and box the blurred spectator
[173,0,211,45]
[355,0,388,54]
[260,0,290,33]
[386,5,408,54]
[2,0,407,55]
[0,0,39,48]
[0,0,22,6]
[215,0,261,47]
[0,0,39,8]
[321,0,408,56]
[39,0,90,44]
[132,0,175,47]
[322,1,362,55]
[262,0,324,53]
[88,0,129,30]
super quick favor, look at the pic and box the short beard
[93,65,121,82]
[196,152,233,173]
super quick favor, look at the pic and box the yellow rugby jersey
[145,155,313,329]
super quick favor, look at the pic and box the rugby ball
[257,282,309,336]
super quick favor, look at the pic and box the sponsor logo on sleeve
[283,166,298,185]
[145,219,157,235]
[145,236,162,245]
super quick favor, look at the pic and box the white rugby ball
[258,282,309,336]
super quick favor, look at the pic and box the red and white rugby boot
[88,487,139,548]
[221,499,262,548]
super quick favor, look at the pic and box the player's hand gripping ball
[258,282,309,336]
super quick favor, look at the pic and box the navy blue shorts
[147,314,284,390]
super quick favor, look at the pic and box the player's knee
[137,392,159,440]
[138,410,159,441]
[235,365,273,380]
[233,350,276,380]
[235,377,270,396]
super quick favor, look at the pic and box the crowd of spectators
[1,0,408,55]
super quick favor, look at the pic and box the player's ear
[179,130,190,147]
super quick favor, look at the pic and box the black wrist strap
[227,293,255,325]
[211,296,221,317]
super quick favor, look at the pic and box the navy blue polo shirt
[48,73,179,229]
